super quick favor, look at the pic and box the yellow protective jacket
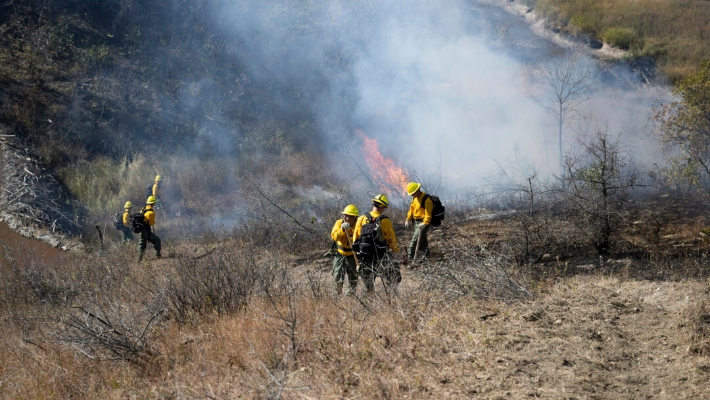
[143,205,156,227]
[330,219,355,256]
[353,210,399,253]
[122,209,131,228]
[152,182,160,199]
[407,190,434,226]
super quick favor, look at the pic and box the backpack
[113,213,123,230]
[130,211,149,233]
[423,194,445,227]
[353,213,389,258]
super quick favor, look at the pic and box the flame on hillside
[357,130,409,196]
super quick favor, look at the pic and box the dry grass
[2,196,710,398]
[686,288,710,357]
[3,270,709,399]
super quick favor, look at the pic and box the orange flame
[357,130,409,196]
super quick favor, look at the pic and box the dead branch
[243,175,315,235]
[416,238,533,302]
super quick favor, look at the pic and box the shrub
[569,13,597,35]
[602,27,637,50]
[416,238,532,302]
[563,129,638,254]
[166,247,265,323]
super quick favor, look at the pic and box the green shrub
[642,41,668,61]
[569,14,597,35]
[602,27,637,50]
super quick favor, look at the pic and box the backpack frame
[130,211,149,233]
[353,212,389,259]
[422,194,445,227]
[113,213,123,230]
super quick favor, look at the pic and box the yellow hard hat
[146,196,157,204]
[372,194,389,207]
[407,182,421,196]
[342,204,359,217]
[124,201,133,208]
[155,175,162,182]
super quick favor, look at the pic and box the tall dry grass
[56,147,346,248]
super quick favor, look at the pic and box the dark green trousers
[360,255,401,293]
[138,228,161,260]
[408,224,429,259]
[121,226,134,242]
[332,253,358,294]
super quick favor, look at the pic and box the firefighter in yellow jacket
[121,201,134,242]
[352,194,401,293]
[405,182,434,261]
[330,204,359,295]
[139,196,162,261]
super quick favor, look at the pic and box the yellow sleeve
[352,215,366,242]
[331,219,343,242]
[152,183,159,197]
[123,211,131,227]
[380,217,399,253]
[331,219,354,256]
[406,199,415,221]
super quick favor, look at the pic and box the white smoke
[209,0,668,193]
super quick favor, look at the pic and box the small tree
[531,47,597,186]
[564,128,637,254]
[656,60,710,187]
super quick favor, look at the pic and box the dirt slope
[397,276,709,399]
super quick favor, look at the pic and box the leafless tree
[530,47,597,186]
[564,128,638,254]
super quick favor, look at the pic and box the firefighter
[139,196,162,261]
[330,204,359,295]
[121,201,134,242]
[404,182,434,261]
[352,194,401,293]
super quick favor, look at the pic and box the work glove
[341,222,351,231]
[417,222,427,230]
[404,220,411,229]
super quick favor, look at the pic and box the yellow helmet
[146,196,157,204]
[124,201,133,209]
[407,182,421,196]
[372,194,389,208]
[342,204,359,216]
[155,175,162,182]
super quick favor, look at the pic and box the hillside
[0,0,344,230]
[1,1,710,399]
[0,0,707,235]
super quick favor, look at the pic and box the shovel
[345,228,360,270]
[410,226,423,267]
